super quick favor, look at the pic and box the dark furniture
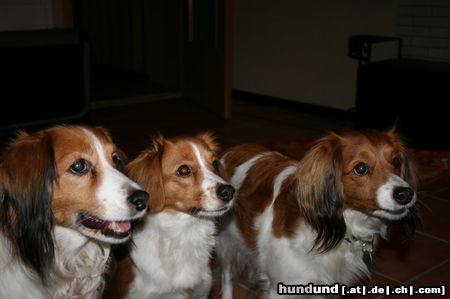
[0,29,90,130]
[350,35,450,150]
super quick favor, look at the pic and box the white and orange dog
[110,133,235,299]
[0,125,148,299]
[217,129,418,298]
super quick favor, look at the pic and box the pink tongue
[107,221,131,232]
[117,221,131,232]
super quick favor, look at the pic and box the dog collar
[345,234,374,270]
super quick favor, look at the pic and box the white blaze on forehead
[373,174,416,220]
[81,128,141,219]
[189,142,226,210]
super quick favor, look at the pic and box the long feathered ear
[0,131,56,280]
[401,149,417,190]
[386,128,418,188]
[294,134,346,252]
[401,149,420,236]
[126,136,166,213]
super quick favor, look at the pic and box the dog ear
[386,129,417,188]
[400,150,420,237]
[400,149,418,190]
[126,136,166,213]
[196,131,219,153]
[294,133,346,252]
[0,131,56,280]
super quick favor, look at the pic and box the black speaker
[356,58,450,150]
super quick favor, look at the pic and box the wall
[397,0,450,62]
[233,0,400,110]
[0,0,54,31]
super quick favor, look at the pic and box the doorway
[73,0,232,117]
[73,0,183,108]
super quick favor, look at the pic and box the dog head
[295,129,417,252]
[0,125,148,278]
[127,132,234,217]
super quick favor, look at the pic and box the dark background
[1,0,449,149]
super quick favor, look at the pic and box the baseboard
[232,90,355,121]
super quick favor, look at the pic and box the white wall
[233,0,400,110]
[0,0,54,31]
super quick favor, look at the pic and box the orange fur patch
[104,257,135,299]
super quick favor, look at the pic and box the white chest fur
[0,226,110,299]
[254,209,387,288]
[128,213,216,299]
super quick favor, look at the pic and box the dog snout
[393,187,414,205]
[216,184,235,203]
[127,190,149,211]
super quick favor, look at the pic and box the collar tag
[361,239,374,270]
[346,234,374,270]
[362,250,373,270]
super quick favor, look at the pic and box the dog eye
[353,162,369,176]
[112,153,124,172]
[69,159,90,175]
[392,157,401,169]
[213,160,220,171]
[177,165,192,177]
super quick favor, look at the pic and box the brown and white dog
[216,129,418,298]
[0,125,148,299]
[109,133,235,299]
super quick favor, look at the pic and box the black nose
[127,190,149,211]
[393,187,414,205]
[216,184,235,203]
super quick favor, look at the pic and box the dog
[0,125,148,299]
[108,133,235,299]
[216,129,418,298]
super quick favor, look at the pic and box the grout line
[404,258,450,285]
[416,230,450,245]
[374,259,450,299]
[372,270,402,283]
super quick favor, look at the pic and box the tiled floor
[2,97,448,298]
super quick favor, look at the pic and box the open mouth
[77,213,132,241]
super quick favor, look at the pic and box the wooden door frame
[222,0,233,119]
[183,0,233,119]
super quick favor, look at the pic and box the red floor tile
[417,195,450,243]
[372,233,450,283]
